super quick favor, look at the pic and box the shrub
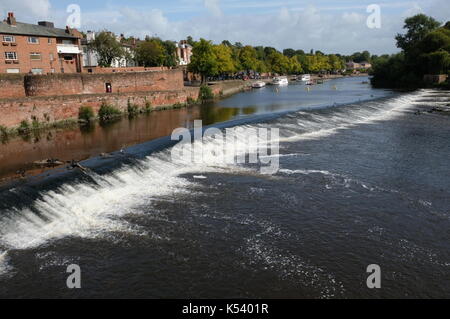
[78,106,95,122]
[144,101,153,113]
[31,117,40,130]
[172,102,185,109]
[199,85,214,102]
[187,96,197,105]
[98,102,121,121]
[0,125,8,137]
[127,99,140,115]
[18,120,30,134]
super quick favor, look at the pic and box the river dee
[0,77,449,298]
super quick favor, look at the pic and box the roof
[0,21,78,38]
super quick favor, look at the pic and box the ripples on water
[0,83,449,298]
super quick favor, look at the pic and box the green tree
[396,14,441,53]
[266,51,290,74]
[188,38,218,83]
[283,48,296,58]
[239,46,258,73]
[135,38,165,67]
[213,44,236,75]
[90,31,124,67]
[162,40,178,67]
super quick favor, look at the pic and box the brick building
[176,40,193,66]
[0,12,83,74]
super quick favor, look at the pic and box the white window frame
[5,52,18,60]
[6,68,20,74]
[28,37,40,44]
[31,68,43,75]
[3,35,15,43]
[30,52,42,60]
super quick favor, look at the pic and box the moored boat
[252,81,266,88]
[297,74,311,82]
[272,76,289,86]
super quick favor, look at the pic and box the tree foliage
[90,31,125,67]
[372,14,449,88]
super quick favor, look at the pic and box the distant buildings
[176,40,193,66]
[0,12,83,74]
[346,61,372,71]
[1,13,192,75]
[81,31,137,70]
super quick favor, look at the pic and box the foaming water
[0,251,10,275]
[0,90,424,253]
[274,90,423,143]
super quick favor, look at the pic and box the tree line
[88,31,379,82]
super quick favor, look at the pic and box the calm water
[0,77,449,298]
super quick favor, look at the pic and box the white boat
[252,81,266,88]
[272,76,289,86]
[297,74,311,82]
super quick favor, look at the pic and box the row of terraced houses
[0,12,193,75]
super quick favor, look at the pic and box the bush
[31,116,40,130]
[199,85,214,102]
[127,99,140,115]
[18,120,30,134]
[187,96,197,105]
[78,106,95,122]
[98,102,121,121]
[0,125,8,137]
[172,102,185,109]
[144,101,152,113]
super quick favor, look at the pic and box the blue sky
[1,0,449,54]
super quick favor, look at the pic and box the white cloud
[0,0,51,20]
[204,0,222,18]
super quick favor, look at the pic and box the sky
[0,0,449,55]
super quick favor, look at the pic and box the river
[0,76,449,298]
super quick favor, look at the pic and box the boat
[272,76,289,86]
[252,81,266,88]
[297,74,311,82]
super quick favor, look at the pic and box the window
[63,55,73,61]
[62,39,73,45]
[31,68,43,75]
[50,68,55,73]
[6,68,20,74]
[5,52,17,60]
[48,38,53,44]
[3,35,15,43]
[49,53,54,61]
[30,52,41,60]
[28,37,39,44]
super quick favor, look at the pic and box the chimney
[6,12,16,26]
[38,21,55,28]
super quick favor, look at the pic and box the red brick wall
[0,87,200,127]
[23,69,185,97]
[0,74,26,98]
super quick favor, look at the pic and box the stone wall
[0,87,200,127]
[23,69,184,97]
[0,74,26,98]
